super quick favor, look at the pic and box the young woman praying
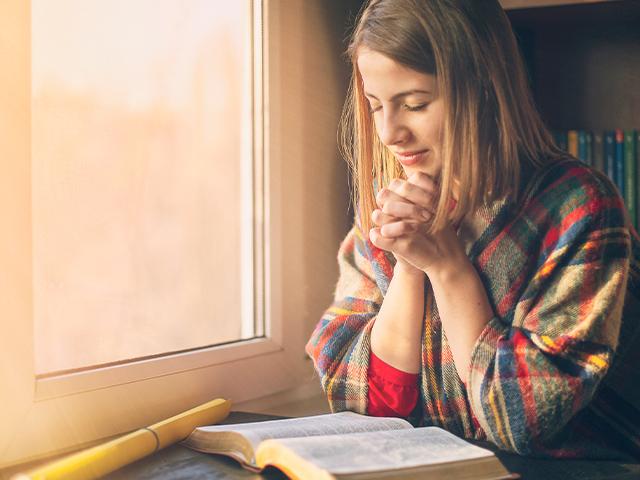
[306,0,640,460]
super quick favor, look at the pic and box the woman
[306,0,640,460]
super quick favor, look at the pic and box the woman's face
[357,47,444,179]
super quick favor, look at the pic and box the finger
[377,183,436,213]
[380,220,419,238]
[406,171,438,195]
[377,188,431,211]
[372,208,424,227]
[387,177,437,210]
[371,208,396,227]
[407,173,460,217]
[380,200,432,223]
[369,227,395,250]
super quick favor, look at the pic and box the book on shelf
[593,132,604,173]
[578,130,588,165]
[615,129,625,199]
[557,127,639,229]
[585,131,593,166]
[624,129,637,229]
[604,131,616,190]
[568,129,578,158]
[182,411,518,480]
[554,130,568,151]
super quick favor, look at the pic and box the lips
[394,150,428,167]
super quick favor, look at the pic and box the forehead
[356,48,436,97]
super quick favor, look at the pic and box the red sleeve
[367,350,419,418]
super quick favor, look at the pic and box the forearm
[429,261,494,384]
[370,263,425,373]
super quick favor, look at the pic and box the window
[0,0,325,468]
[32,0,258,375]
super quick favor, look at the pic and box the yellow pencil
[13,398,231,480]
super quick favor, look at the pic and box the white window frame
[0,0,313,468]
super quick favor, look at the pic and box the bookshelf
[504,0,640,132]
[504,0,640,225]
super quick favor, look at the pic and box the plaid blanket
[306,159,640,459]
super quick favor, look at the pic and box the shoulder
[521,159,626,229]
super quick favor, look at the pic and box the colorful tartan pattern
[306,159,640,459]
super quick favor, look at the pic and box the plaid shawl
[306,159,640,459]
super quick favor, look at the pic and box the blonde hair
[340,0,565,232]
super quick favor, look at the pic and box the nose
[377,110,409,147]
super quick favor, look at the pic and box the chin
[403,166,440,181]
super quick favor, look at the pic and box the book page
[193,412,411,453]
[268,426,495,475]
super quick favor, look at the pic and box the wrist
[427,257,475,288]
[394,260,424,279]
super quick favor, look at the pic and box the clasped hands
[369,171,467,278]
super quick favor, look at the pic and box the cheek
[421,118,442,144]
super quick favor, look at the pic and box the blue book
[593,132,604,173]
[585,132,593,166]
[578,131,587,163]
[554,130,568,151]
[615,129,625,199]
[624,130,637,229]
[604,131,616,185]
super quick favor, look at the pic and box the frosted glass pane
[32,0,254,374]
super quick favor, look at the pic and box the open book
[182,411,518,480]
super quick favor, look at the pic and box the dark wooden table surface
[105,411,640,480]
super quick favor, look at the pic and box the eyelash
[369,104,427,113]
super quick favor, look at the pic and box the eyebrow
[364,90,432,101]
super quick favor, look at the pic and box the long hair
[340,0,565,232]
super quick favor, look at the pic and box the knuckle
[386,223,399,235]
[409,172,423,183]
[402,223,414,234]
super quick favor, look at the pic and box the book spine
[593,132,604,173]
[585,131,593,166]
[605,131,616,186]
[554,130,568,151]
[624,130,636,229]
[615,129,625,199]
[578,130,587,163]
[568,130,579,158]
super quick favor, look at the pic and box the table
[106,411,640,479]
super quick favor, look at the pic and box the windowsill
[0,384,330,480]
[234,374,330,418]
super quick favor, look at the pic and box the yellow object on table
[13,398,231,480]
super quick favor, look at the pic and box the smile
[394,150,428,167]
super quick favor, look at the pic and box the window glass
[32,0,255,374]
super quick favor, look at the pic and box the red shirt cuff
[367,351,419,418]
[369,350,419,386]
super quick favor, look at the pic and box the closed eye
[368,103,427,114]
[404,104,427,112]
